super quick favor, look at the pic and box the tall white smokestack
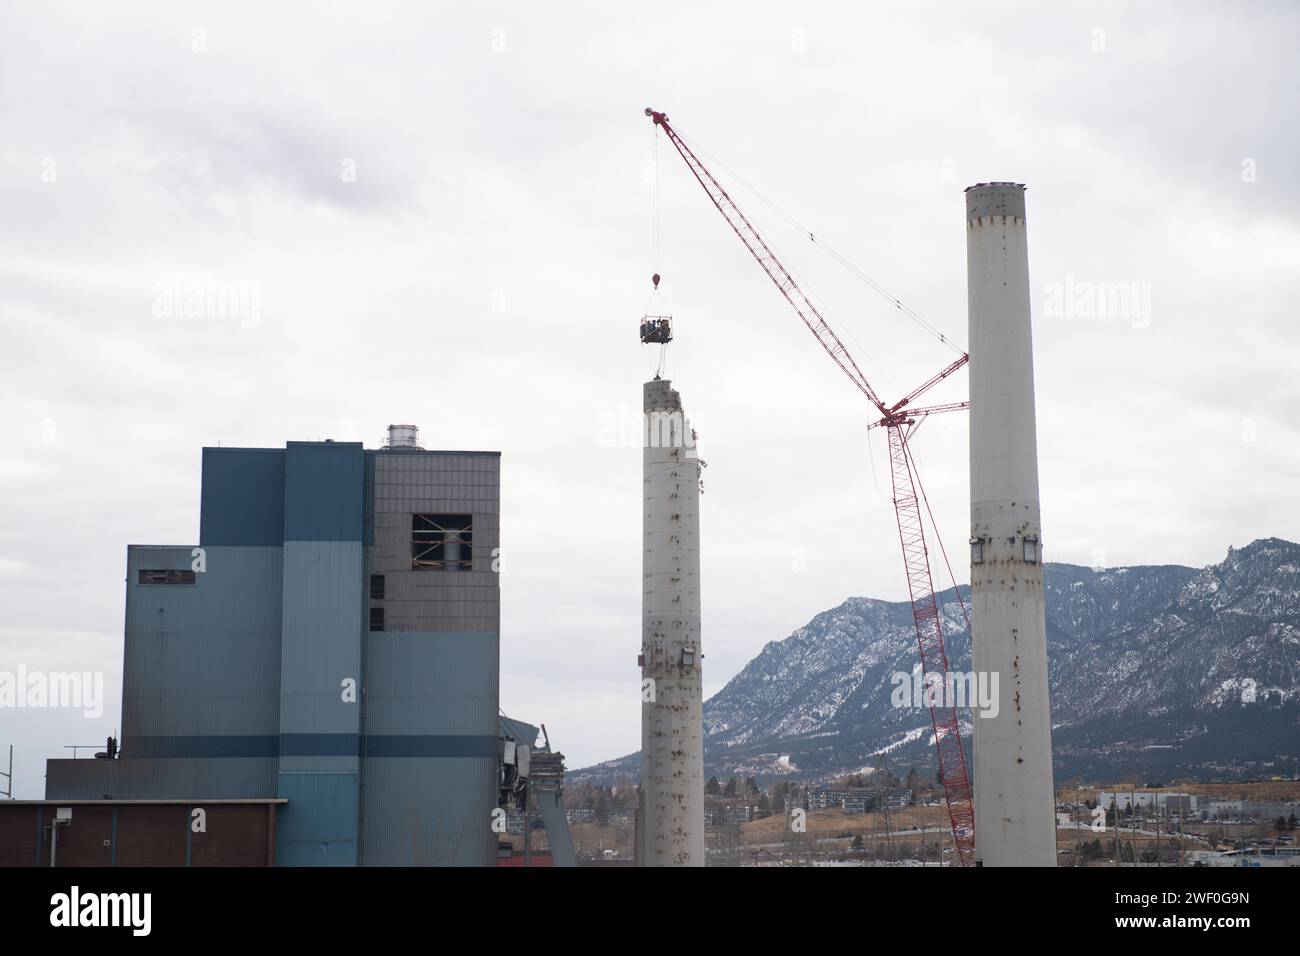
[965,183,1056,867]
[640,378,705,866]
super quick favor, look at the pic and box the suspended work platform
[640,315,673,344]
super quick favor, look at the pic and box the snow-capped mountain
[576,538,1300,784]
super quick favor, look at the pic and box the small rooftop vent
[385,423,422,449]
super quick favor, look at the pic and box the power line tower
[708,820,741,867]
[871,753,897,864]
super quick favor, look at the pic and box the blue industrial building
[45,427,503,866]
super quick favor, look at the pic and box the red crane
[645,108,976,865]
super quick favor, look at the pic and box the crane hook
[652,273,661,289]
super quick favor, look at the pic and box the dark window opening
[412,514,472,570]
[138,569,197,586]
[369,607,385,632]
[370,574,385,600]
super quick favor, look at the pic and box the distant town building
[808,790,848,811]
[704,804,755,827]
[1202,799,1300,822]
[807,787,910,813]
[1099,791,1199,814]
[885,788,913,810]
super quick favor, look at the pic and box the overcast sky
[2,1,1298,795]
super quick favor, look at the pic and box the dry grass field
[553,779,1298,864]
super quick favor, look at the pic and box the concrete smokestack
[965,183,1056,867]
[640,378,705,866]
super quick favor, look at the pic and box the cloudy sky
[2,1,1298,795]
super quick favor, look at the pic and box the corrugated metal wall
[124,546,283,737]
[46,441,502,868]
[119,542,282,796]
[277,442,365,866]
[200,448,285,546]
[361,451,500,866]
[361,631,498,865]
[46,757,280,799]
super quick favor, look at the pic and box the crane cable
[646,127,668,377]
[676,129,966,356]
[665,128,900,395]
[652,128,661,276]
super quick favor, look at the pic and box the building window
[1022,537,1039,564]
[412,514,472,570]
[138,569,197,586]
[369,607,385,632]
[970,539,984,564]
[370,574,385,600]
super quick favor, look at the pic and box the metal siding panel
[278,534,363,856]
[536,790,577,867]
[363,631,498,736]
[123,546,282,742]
[275,772,358,866]
[278,541,364,747]
[48,442,505,867]
[126,737,278,758]
[364,736,496,757]
[371,450,501,631]
[498,716,540,748]
[45,757,121,799]
[199,448,285,546]
[363,450,376,547]
[358,452,499,867]
[359,757,495,866]
[283,442,364,543]
[360,630,497,866]
[46,757,277,800]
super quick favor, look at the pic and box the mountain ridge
[574,538,1300,785]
